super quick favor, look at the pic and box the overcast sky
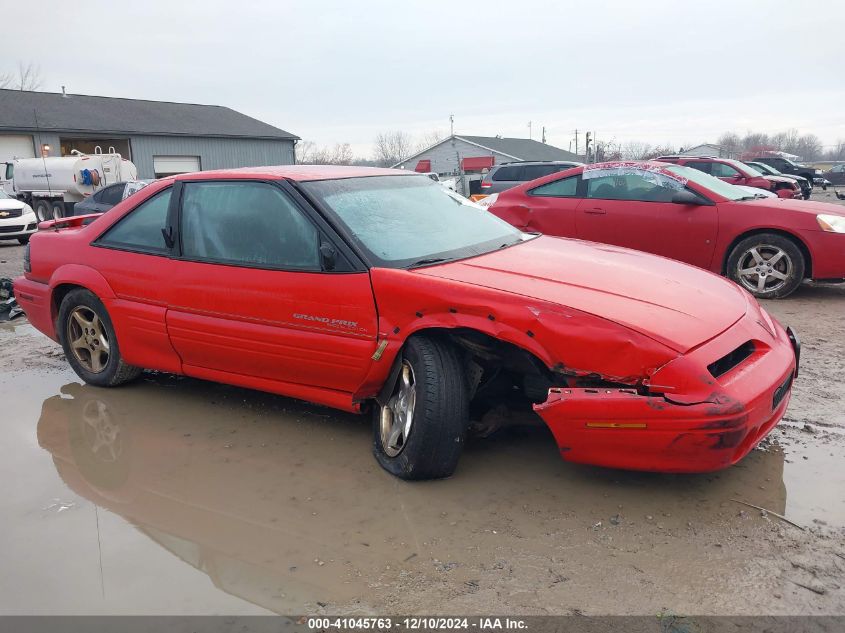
[7,0,844,156]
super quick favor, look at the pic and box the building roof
[457,135,581,162]
[680,143,724,153]
[0,89,298,140]
[396,134,582,168]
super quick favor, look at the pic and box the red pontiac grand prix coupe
[15,166,800,479]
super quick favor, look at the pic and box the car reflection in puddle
[36,375,789,614]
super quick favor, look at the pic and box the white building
[678,144,735,159]
[394,135,582,176]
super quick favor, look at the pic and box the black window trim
[91,185,175,258]
[166,177,367,274]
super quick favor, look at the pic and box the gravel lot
[1,191,843,615]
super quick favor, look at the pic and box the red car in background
[657,156,802,199]
[486,161,845,299]
[15,166,800,479]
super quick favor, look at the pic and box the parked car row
[744,160,812,199]
[655,156,804,199]
[483,160,845,299]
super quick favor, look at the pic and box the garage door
[0,135,35,163]
[153,155,201,177]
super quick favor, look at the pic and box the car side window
[686,161,712,175]
[99,184,125,206]
[521,165,559,180]
[709,163,741,178]
[586,174,677,202]
[492,166,523,181]
[529,175,579,197]
[97,188,172,254]
[180,181,320,270]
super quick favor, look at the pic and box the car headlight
[817,214,845,233]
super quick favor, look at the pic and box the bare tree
[373,131,414,167]
[791,134,823,161]
[0,62,43,90]
[18,62,42,91]
[716,132,741,156]
[296,141,357,165]
[643,145,676,160]
[824,141,845,162]
[415,129,446,153]
[620,141,654,160]
[295,140,317,164]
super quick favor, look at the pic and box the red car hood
[737,197,845,217]
[762,175,797,185]
[416,236,748,353]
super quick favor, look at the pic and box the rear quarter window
[528,175,580,197]
[96,189,172,254]
[492,166,523,181]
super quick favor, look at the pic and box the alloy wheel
[67,306,110,373]
[736,245,793,294]
[379,361,416,457]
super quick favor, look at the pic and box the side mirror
[671,190,701,205]
[319,242,337,271]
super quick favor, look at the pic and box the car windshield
[302,175,529,268]
[0,191,10,200]
[722,159,763,177]
[750,162,779,175]
[664,165,755,201]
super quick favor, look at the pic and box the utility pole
[574,129,579,155]
[527,121,533,140]
[585,131,592,162]
[449,114,454,137]
[541,126,547,144]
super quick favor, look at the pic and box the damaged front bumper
[534,312,799,473]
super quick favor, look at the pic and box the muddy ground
[1,192,844,616]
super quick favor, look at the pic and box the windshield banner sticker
[582,161,689,189]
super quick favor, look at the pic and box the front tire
[58,289,142,387]
[18,235,30,245]
[373,335,469,480]
[727,233,805,299]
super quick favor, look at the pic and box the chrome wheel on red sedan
[727,233,805,299]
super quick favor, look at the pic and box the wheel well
[406,326,628,404]
[51,283,86,326]
[722,229,813,278]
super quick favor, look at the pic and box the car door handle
[583,207,606,215]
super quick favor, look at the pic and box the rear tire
[726,233,805,299]
[34,200,51,222]
[373,335,469,480]
[51,201,65,220]
[58,289,143,387]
